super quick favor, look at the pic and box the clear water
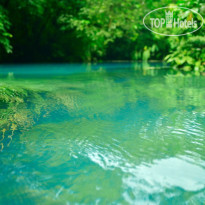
[0,63,205,205]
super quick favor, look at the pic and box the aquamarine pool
[0,63,205,204]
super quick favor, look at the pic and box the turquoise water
[0,63,205,204]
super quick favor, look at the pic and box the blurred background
[0,0,204,73]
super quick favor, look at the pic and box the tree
[0,5,12,54]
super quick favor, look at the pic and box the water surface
[0,63,205,204]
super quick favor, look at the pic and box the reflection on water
[0,63,205,204]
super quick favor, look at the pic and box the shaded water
[0,63,205,205]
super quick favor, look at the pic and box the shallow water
[0,63,205,205]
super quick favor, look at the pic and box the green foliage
[0,0,169,62]
[164,1,205,74]
[0,0,204,73]
[0,6,12,53]
[60,0,141,61]
[165,36,205,74]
